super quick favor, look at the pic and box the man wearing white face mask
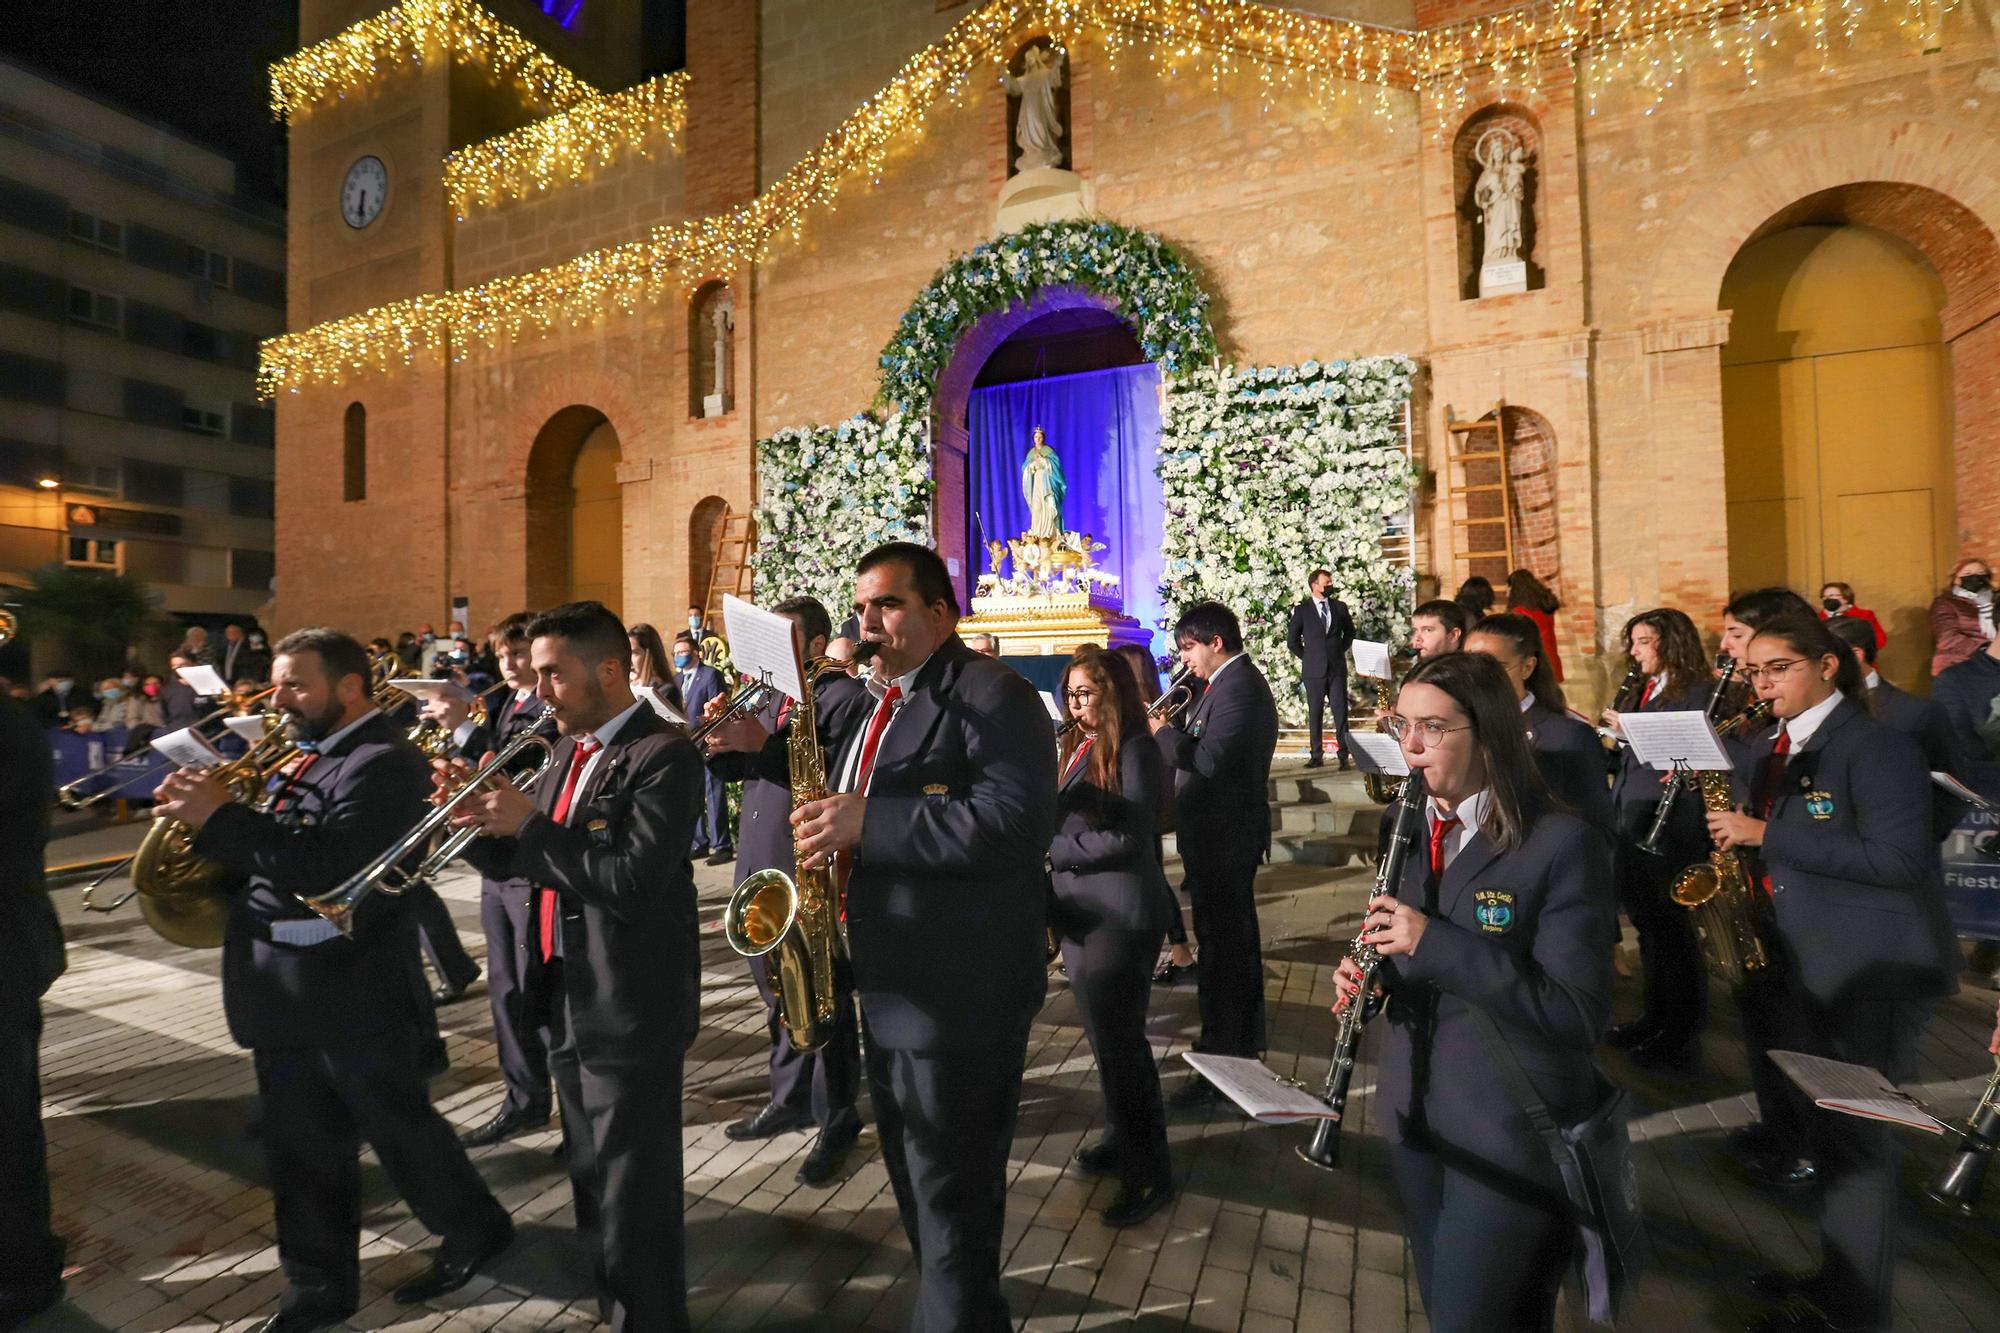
[1930,557,1994,676]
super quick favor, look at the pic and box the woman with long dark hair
[1112,642,1197,984]
[627,622,685,714]
[1601,608,1715,1069]
[1504,569,1564,682]
[1333,652,1614,1329]
[1454,575,1496,623]
[1709,614,1955,1331]
[1053,645,1175,1227]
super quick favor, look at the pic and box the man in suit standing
[1286,568,1356,770]
[0,694,67,1331]
[1149,601,1280,1104]
[675,631,733,865]
[703,595,870,1186]
[447,601,704,1332]
[219,624,253,685]
[152,629,511,1333]
[160,654,203,730]
[788,542,1057,1332]
[28,672,77,729]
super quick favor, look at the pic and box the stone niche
[1453,104,1543,300]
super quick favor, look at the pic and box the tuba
[722,646,874,1052]
[1669,698,1774,983]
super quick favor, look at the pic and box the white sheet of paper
[1352,639,1393,680]
[1346,731,1410,777]
[176,664,229,697]
[721,595,805,703]
[222,714,268,741]
[271,918,344,947]
[1038,690,1065,722]
[387,677,474,703]
[1932,771,1998,813]
[1183,1053,1338,1123]
[638,683,687,727]
[1620,710,1733,771]
[151,726,227,770]
[1768,1050,1951,1134]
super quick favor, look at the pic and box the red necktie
[1755,729,1790,896]
[537,738,600,962]
[836,685,902,888]
[271,752,320,811]
[1429,815,1460,878]
[775,697,793,730]
[1063,735,1094,783]
[1638,677,1659,708]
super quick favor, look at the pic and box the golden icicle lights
[445,70,692,216]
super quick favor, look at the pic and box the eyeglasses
[1742,658,1807,682]
[1383,715,1470,745]
[1062,688,1098,703]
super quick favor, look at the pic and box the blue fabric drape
[967,362,1164,646]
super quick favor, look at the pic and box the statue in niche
[1003,44,1066,172]
[702,293,734,416]
[1473,127,1532,267]
[1021,425,1065,539]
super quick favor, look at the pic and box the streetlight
[36,476,58,490]
[36,476,61,565]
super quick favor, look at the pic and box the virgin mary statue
[1022,426,1065,539]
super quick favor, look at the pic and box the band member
[458,612,558,1148]
[1053,645,1176,1225]
[1824,616,1964,839]
[1411,598,1467,660]
[675,631,732,865]
[1464,613,1611,837]
[1720,587,1818,696]
[0,693,66,1330]
[152,629,511,1333]
[1932,624,2000,798]
[703,595,869,1187]
[1287,568,1356,770]
[1334,651,1615,1330]
[1112,643,1196,983]
[1707,615,1958,1333]
[787,542,1056,1331]
[396,682,484,1010]
[1600,608,1714,1072]
[628,622,686,717]
[1151,601,1280,1100]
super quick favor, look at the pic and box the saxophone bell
[1927,1055,2000,1216]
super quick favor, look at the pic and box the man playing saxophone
[701,594,871,1186]
[150,628,510,1333]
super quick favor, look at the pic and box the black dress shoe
[1750,1159,1819,1190]
[251,1303,355,1333]
[1102,1179,1175,1227]
[1074,1139,1121,1175]
[1166,1077,1219,1110]
[1338,755,1352,772]
[795,1128,858,1187]
[1628,1031,1701,1071]
[393,1222,515,1304]
[1605,1019,1660,1050]
[705,847,736,866]
[459,1105,550,1148]
[1303,757,1324,769]
[432,980,474,1005]
[724,1102,814,1141]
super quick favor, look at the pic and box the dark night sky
[0,3,299,206]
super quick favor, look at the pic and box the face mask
[687,617,702,633]
[101,686,123,701]
[673,652,693,668]
[1822,597,1844,613]
[1960,573,1993,595]
[143,683,160,698]
[55,678,73,691]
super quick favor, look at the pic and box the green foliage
[13,565,166,675]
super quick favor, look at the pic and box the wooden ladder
[1443,401,1516,583]
[703,508,756,623]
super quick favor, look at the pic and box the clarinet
[1637,654,1737,856]
[1298,768,1429,1171]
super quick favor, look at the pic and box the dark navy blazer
[1155,654,1280,871]
[1524,697,1612,838]
[1050,728,1173,938]
[709,669,867,881]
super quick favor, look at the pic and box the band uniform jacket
[0,697,65,1012]
[843,635,1058,1053]
[1523,697,1613,839]
[1377,805,1617,1184]
[708,669,868,879]
[1286,597,1355,682]
[191,713,433,1050]
[1155,655,1281,870]
[1049,733,1173,938]
[1731,698,1959,1005]
[459,708,705,1054]
[1868,677,1966,840]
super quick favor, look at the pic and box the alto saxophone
[1362,679,1402,805]
[1668,699,1774,983]
[723,654,851,1051]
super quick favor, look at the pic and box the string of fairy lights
[257,0,1962,397]
[444,70,691,216]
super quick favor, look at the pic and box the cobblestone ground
[25,768,2000,1332]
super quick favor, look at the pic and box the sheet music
[1346,731,1410,777]
[1183,1054,1338,1123]
[720,594,805,703]
[1037,689,1065,722]
[271,918,344,948]
[388,677,474,703]
[1351,639,1393,680]
[638,683,687,726]
[176,664,228,697]
[1620,710,1733,772]
[222,714,268,741]
[1768,1050,1951,1134]
[1933,771,1999,814]
[150,726,227,771]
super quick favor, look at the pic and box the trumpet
[1928,1053,2000,1216]
[1146,663,1195,720]
[689,678,783,743]
[300,708,558,933]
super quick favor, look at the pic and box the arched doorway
[525,406,624,617]
[1721,222,1953,687]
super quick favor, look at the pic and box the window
[124,460,185,507]
[231,547,275,591]
[181,402,226,436]
[65,462,121,497]
[67,537,118,569]
[227,476,274,519]
[186,245,232,288]
[67,285,122,332]
[67,208,122,254]
[343,402,366,502]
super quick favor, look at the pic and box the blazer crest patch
[1473,889,1515,934]
[1802,790,1836,820]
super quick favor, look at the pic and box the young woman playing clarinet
[1334,652,1615,1331]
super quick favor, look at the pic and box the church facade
[269,0,2000,703]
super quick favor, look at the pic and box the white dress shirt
[1427,787,1491,871]
[1777,687,1843,751]
[836,648,936,794]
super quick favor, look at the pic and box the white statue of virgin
[1021,426,1065,539]
[1003,45,1065,172]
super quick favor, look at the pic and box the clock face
[340,156,387,229]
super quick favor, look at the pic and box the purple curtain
[967,362,1164,647]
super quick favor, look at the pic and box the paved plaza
[25,766,2000,1332]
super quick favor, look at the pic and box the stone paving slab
[22,773,2000,1331]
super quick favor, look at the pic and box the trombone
[300,707,558,933]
